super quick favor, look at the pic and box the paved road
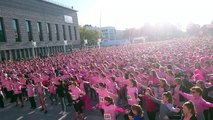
[0,97,125,120]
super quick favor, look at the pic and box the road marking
[28,111,35,115]
[58,113,68,120]
[16,116,24,120]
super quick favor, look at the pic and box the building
[0,0,80,61]
[100,27,116,40]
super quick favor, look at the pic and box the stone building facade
[0,0,80,61]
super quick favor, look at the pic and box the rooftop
[41,0,77,11]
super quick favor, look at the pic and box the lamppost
[97,38,101,48]
[32,41,37,58]
[46,45,49,57]
[84,39,88,48]
[64,40,67,53]
[70,42,73,52]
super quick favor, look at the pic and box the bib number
[104,114,111,119]
[127,95,132,100]
[99,97,104,102]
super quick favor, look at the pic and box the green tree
[80,26,102,46]
[186,23,200,36]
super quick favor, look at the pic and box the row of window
[0,17,78,42]
[0,45,72,61]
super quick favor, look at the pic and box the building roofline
[40,0,78,12]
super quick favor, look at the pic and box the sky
[51,0,213,30]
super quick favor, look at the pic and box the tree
[79,26,102,46]
[186,23,200,36]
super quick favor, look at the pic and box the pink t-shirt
[37,85,44,94]
[4,81,12,91]
[96,88,111,105]
[173,85,183,107]
[180,92,213,113]
[158,87,164,99]
[127,86,138,105]
[98,104,126,120]
[69,86,81,100]
[48,85,56,94]
[148,76,159,84]
[27,84,35,97]
[19,77,26,85]
[13,83,22,94]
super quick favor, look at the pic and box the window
[25,20,33,41]
[11,50,16,60]
[25,49,29,58]
[46,23,52,41]
[16,49,21,60]
[62,25,67,40]
[21,49,25,58]
[12,19,21,42]
[0,17,6,42]
[55,24,60,40]
[74,26,77,40]
[68,26,72,40]
[37,22,43,41]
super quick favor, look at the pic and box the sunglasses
[191,91,196,94]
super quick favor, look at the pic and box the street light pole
[64,40,67,53]
[32,41,37,58]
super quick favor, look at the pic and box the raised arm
[201,98,213,108]
[137,82,149,90]
[115,106,128,113]
[166,104,180,113]
[108,91,118,98]
[179,91,193,100]
[147,94,161,104]
[91,84,98,91]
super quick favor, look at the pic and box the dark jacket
[179,85,190,102]
[202,86,213,102]
[56,84,65,97]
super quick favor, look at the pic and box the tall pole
[32,41,36,58]
[32,46,35,58]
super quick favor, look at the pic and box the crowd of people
[0,36,213,120]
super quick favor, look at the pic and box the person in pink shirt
[107,77,119,94]
[179,86,213,120]
[69,82,85,120]
[48,82,58,105]
[92,82,117,106]
[194,62,205,77]
[99,73,111,89]
[97,96,128,120]
[18,74,27,101]
[138,88,157,120]
[126,79,139,106]
[181,101,198,120]
[156,78,170,99]
[79,79,92,110]
[192,69,204,82]
[165,70,175,85]
[37,82,48,113]
[92,82,117,115]
[156,66,167,78]
[27,80,36,109]
[147,70,159,84]
[172,78,190,107]
[13,79,24,107]
[4,78,14,103]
